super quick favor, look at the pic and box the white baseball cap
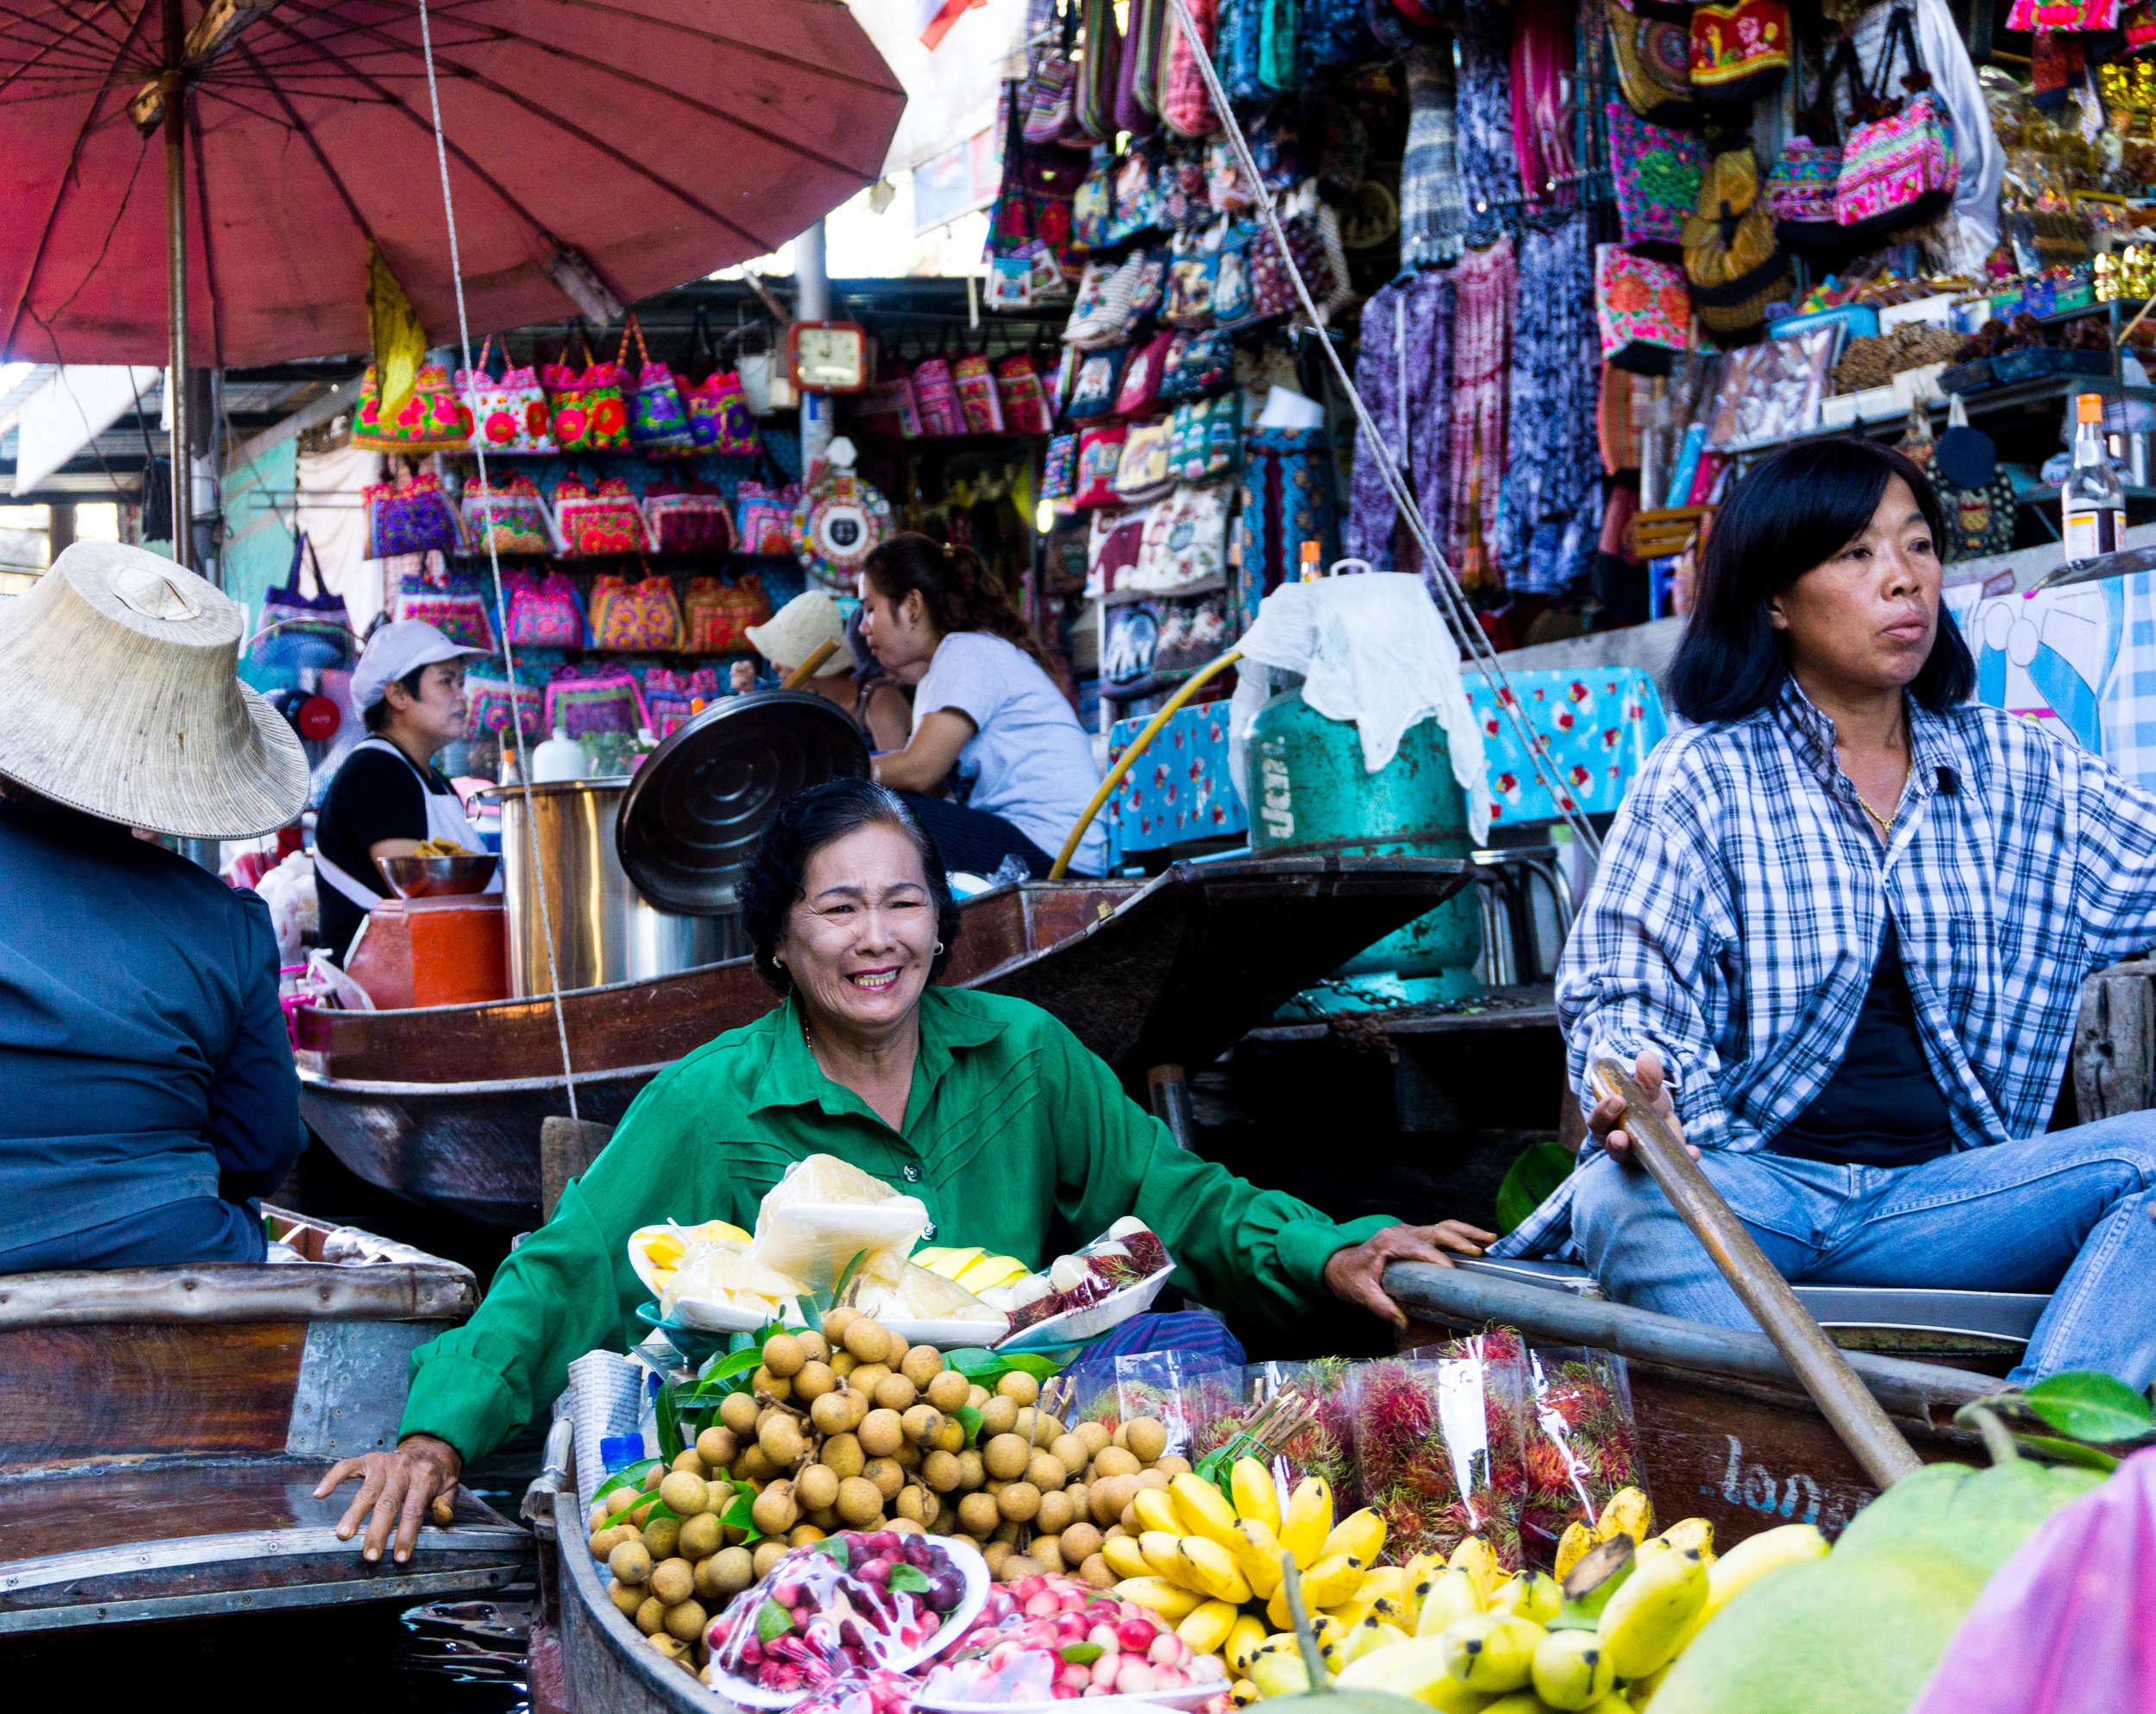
[352,619,486,710]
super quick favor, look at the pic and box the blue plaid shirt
[1493,676,2156,1260]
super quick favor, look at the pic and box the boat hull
[298,856,1472,1227]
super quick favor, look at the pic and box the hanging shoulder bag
[1833,8,1956,244]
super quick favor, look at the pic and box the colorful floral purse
[456,336,555,454]
[589,568,684,651]
[367,470,464,558]
[955,355,1008,435]
[461,471,554,556]
[859,376,924,439]
[552,473,649,556]
[1834,9,1956,243]
[1769,39,1854,254]
[685,574,772,653]
[619,315,694,455]
[911,357,967,437]
[643,665,722,736]
[465,669,543,739]
[1606,0,1698,125]
[1689,0,1789,105]
[1596,245,1693,374]
[392,564,497,651]
[543,323,630,453]
[503,569,587,648]
[644,479,734,556]
[352,363,473,454]
[543,665,649,739]
[735,480,800,556]
[1607,104,1709,261]
[996,355,1055,436]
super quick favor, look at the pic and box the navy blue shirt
[0,794,303,1253]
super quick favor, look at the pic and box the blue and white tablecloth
[1465,667,1670,827]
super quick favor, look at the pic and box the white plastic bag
[745,1154,929,1297]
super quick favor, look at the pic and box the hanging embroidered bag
[461,471,554,556]
[1768,39,1855,254]
[644,479,734,556]
[1833,9,1957,243]
[543,665,649,739]
[543,323,630,453]
[456,336,555,455]
[1113,415,1176,502]
[1595,245,1693,374]
[367,470,464,558]
[955,355,1008,435]
[1689,0,1789,104]
[352,363,473,454]
[1072,424,1131,508]
[1606,0,1697,126]
[996,354,1056,435]
[735,480,800,555]
[911,358,967,437]
[1161,0,1220,136]
[1607,104,1709,261]
[504,569,587,649]
[591,568,685,651]
[249,534,352,672]
[392,563,497,652]
[619,315,695,455]
[466,669,543,739]
[1078,0,1122,141]
[553,473,649,556]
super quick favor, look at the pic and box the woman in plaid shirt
[1495,439,2156,1387]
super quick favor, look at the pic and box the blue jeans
[1570,1114,2156,1388]
[0,1196,266,1271]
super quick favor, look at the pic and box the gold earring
[933,941,944,955]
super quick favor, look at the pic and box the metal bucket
[483,781,740,995]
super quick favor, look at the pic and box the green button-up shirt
[401,987,1395,1461]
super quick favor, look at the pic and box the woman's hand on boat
[1588,1049,1698,1167]
[316,1433,463,1564]
[1324,1220,1496,1327]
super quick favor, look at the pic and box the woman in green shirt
[320,780,1493,1561]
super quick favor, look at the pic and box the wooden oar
[781,637,842,689]
[1589,1056,1924,1490]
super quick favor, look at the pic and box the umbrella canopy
[0,0,906,367]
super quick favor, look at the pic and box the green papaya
[1830,1457,2103,1576]
[1647,1544,1986,1714]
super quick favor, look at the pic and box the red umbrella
[0,0,902,369]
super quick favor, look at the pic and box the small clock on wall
[788,320,869,393]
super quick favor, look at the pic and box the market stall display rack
[293,854,1472,1227]
[0,1208,531,1636]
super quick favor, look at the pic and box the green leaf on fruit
[589,1459,662,1507]
[1495,1140,1576,1235]
[942,1347,1071,1385]
[1061,1644,1104,1665]
[2011,1434,2122,1472]
[955,1404,984,1447]
[657,1381,686,1462]
[2021,1371,2154,1443]
[719,1490,765,1543]
[813,1536,851,1565]
[890,1564,931,1594]
[756,1599,792,1644]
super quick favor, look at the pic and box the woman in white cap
[744,589,910,750]
[312,619,494,964]
[0,542,310,1270]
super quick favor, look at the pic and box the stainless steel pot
[481,780,742,995]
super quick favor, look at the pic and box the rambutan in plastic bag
[1246,1357,1365,1516]
[1350,1332,1532,1567]
[1518,1347,1646,1570]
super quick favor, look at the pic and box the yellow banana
[1177,1598,1240,1654]
[1415,1566,1488,1636]
[1101,1535,1151,1581]
[1177,1534,1255,1604]
[1320,1506,1388,1568]
[1491,1570,1561,1626]
[1624,1661,1672,1708]
[1336,1637,1493,1713]
[1447,1535,1503,1600]
[1530,1627,1616,1711]
[1654,1517,1714,1564]
[1134,1487,1182,1536]
[1141,1529,1194,1584]
[1436,1612,1544,1694]
[1278,1477,1333,1567]
[1230,1679,1258,1708]
[1234,1517,1287,1599]
[1113,1577,1206,1622]
[1247,1651,1312,1699]
[1327,1566,1408,1627]
[1300,1551,1366,1609]
[1335,1616,1410,1669]
[1225,1614,1269,1677]
[1595,1488,1653,1548]
[1702,1522,1828,1619]
[1170,1472,1245,1552]
[1230,1458,1281,1533]
[1553,1521,1596,1582]
[1482,1696,1557,1714]
[1397,1550,1445,1624]
[1596,1545,1708,1680]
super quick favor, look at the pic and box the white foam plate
[993,1265,1175,1351]
[668,1294,806,1334]
[916,1684,1231,1713]
[877,1315,1012,1349]
[708,1534,991,1708]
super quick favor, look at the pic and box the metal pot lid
[617,691,870,915]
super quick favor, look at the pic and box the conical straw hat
[0,541,309,840]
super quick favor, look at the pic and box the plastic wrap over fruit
[794,1667,924,1714]
[657,1238,804,1326]
[1908,1445,2156,1714]
[746,1153,930,1296]
[705,1531,968,1696]
[918,1573,1224,1703]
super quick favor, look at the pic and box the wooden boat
[295,854,1471,1227]
[1388,1258,2038,1546]
[0,1207,531,1635]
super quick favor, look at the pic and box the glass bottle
[2063,392,2126,562]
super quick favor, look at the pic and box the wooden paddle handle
[1589,1056,1923,1489]
[782,637,841,689]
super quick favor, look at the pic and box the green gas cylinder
[1248,687,1481,1007]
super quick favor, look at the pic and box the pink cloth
[1510,0,1577,201]
[1450,238,1516,563]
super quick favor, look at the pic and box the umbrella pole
[161,0,191,569]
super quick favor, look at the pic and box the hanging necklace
[1852,785,1902,839]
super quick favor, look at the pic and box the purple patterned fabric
[1054,1311,1248,1393]
[1346,271,1455,580]
[1497,210,1601,594]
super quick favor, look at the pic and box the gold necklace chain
[1852,786,1901,838]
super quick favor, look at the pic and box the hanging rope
[1162,0,1604,862]
[417,0,582,1119]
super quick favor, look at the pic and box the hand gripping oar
[1589,1056,1924,1489]
[781,637,842,689]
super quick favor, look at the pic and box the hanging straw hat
[745,591,853,677]
[0,541,309,840]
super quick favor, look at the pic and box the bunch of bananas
[1227,1484,1831,1713]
